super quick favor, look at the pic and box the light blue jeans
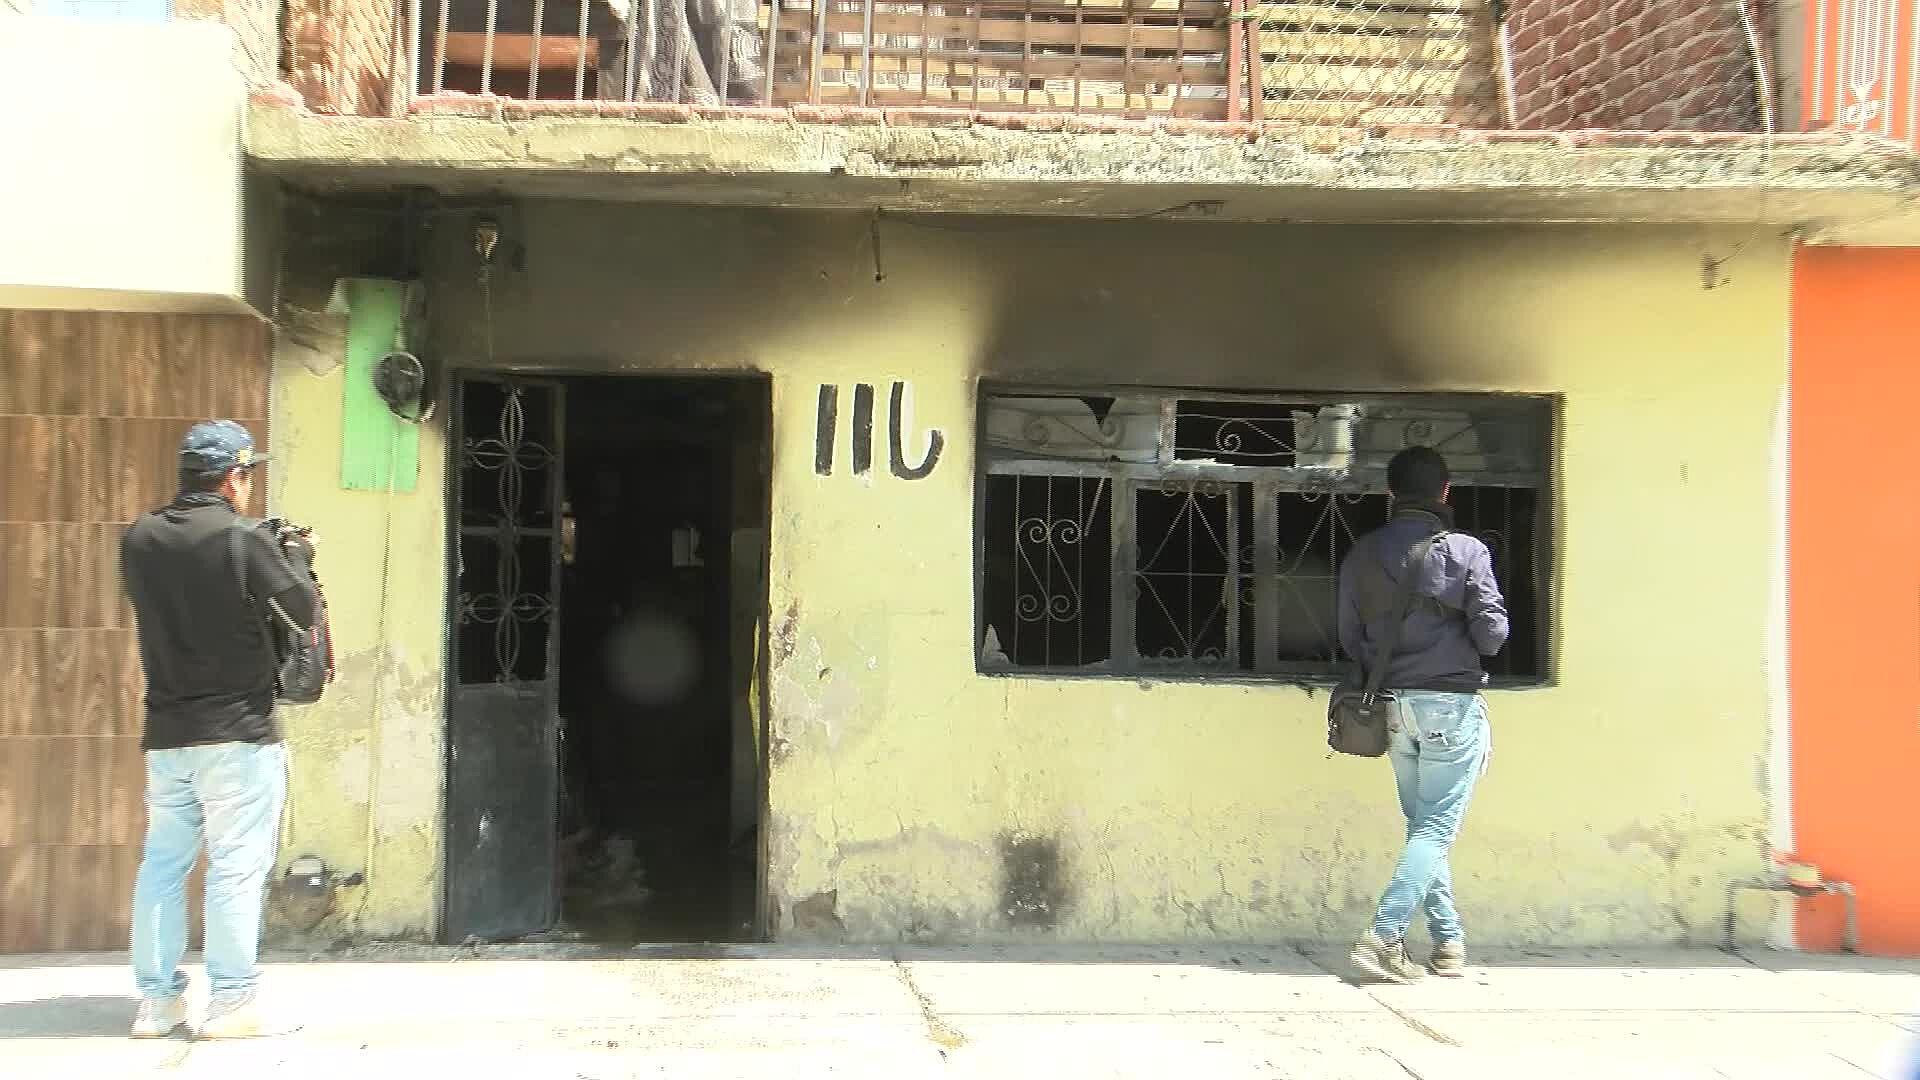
[1370,691,1490,946]
[132,741,288,1002]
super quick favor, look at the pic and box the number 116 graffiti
[815,382,945,480]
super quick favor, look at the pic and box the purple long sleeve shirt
[1337,509,1510,692]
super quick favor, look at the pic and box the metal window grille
[765,0,1232,116]
[1251,0,1499,128]
[414,0,767,104]
[977,389,1551,683]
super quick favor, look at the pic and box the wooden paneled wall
[0,309,269,953]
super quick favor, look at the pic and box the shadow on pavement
[0,995,136,1039]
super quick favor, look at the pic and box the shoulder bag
[1326,532,1443,758]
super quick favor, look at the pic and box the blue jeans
[132,741,288,1002]
[1370,691,1490,945]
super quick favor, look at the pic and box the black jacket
[121,492,317,750]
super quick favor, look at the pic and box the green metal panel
[340,279,419,493]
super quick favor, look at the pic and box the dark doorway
[552,375,769,943]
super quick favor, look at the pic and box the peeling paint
[267,344,446,943]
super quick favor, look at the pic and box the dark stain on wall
[999,833,1070,930]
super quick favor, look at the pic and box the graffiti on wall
[815,382,945,480]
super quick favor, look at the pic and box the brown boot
[1430,940,1467,978]
[1350,931,1423,984]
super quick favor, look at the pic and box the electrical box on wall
[339,278,423,493]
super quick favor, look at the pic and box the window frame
[973,385,1557,689]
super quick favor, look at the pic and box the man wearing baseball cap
[120,420,316,1039]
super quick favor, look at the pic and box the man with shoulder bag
[1332,446,1509,983]
[120,421,319,1038]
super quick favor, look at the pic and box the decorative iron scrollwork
[1016,515,1087,624]
[458,385,557,684]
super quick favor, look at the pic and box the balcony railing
[399,0,1766,131]
[408,0,1503,122]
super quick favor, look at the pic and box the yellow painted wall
[276,204,1789,945]
[268,353,448,940]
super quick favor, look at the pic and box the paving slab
[897,944,1371,1018]
[0,946,1915,1079]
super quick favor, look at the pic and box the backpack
[230,519,336,705]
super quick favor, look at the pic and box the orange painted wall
[1790,246,1920,955]
[1805,0,1920,145]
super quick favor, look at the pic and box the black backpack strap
[228,519,253,603]
[232,519,311,635]
[1362,531,1446,699]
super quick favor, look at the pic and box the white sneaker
[131,996,186,1038]
[196,994,262,1040]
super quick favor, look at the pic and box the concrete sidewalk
[1,944,1916,1079]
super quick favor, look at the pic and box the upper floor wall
[6,0,281,86]
[0,18,255,312]
[1506,0,1770,131]
[280,0,1773,133]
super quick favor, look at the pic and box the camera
[263,517,313,541]
[262,517,317,568]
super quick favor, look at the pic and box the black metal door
[445,374,564,942]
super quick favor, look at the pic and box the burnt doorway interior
[555,375,769,943]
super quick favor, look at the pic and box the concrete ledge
[247,97,1920,233]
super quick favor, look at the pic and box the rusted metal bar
[575,0,591,100]
[1242,0,1258,125]
[861,0,876,106]
[1021,0,1032,110]
[810,0,826,104]
[627,0,642,100]
[1225,0,1244,122]
[482,0,499,94]
[433,0,451,94]
[763,0,780,107]
[670,0,686,102]
[409,0,422,105]
[1110,480,1137,673]
[396,0,422,115]
[529,0,546,99]
[1253,483,1279,674]
[971,0,983,109]
[1171,0,1185,119]
[715,0,733,103]
[1072,0,1083,112]
[642,0,658,99]
[1224,485,1242,667]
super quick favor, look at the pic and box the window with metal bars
[976,389,1552,685]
